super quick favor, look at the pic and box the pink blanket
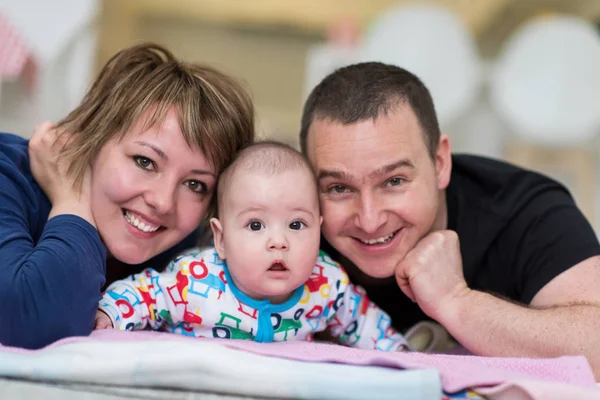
[4,330,599,399]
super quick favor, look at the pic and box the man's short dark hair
[300,62,441,159]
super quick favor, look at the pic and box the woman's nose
[144,183,176,215]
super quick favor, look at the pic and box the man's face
[306,104,451,280]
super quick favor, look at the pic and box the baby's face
[214,167,321,304]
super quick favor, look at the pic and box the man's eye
[248,221,264,231]
[330,185,348,194]
[289,220,306,230]
[387,177,403,187]
[134,156,155,171]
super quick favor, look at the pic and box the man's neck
[432,189,448,232]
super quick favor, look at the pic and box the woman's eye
[248,221,264,231]
[185,180,207,194]
[289,221,306,230]
[134,156,155,171]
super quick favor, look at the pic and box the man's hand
[395,230,470,322]
[28,121,96,227]
[94,310,114,330]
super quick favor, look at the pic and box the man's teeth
[360,232,396,245]
[124,211,160,233]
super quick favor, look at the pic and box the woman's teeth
[360,231,396,245]
[124,211,160,233]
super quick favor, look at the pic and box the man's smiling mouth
[357,230,399,245]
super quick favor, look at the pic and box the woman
[0,43,254,349]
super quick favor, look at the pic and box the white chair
[303,18,362,101]
[490,15,600,225]
[358,3,481,130]
[303,44,360,101]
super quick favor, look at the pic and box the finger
[95,320,108,330]
[395,270,416,302]
[398,279,416,302]
[32,121,56,140]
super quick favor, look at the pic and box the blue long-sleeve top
[0,132,106,348]
[0,132,198,349]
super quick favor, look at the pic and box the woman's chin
[106,244,156,265]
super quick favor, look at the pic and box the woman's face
[90,107,217,264]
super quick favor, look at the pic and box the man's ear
[319,216,323,226]
[435,135,452,190]
[209,218,226,260]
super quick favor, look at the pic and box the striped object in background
[0,13,31,80]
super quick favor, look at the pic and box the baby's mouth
[269,261,288,271]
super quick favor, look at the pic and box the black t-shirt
[322,154,600,332]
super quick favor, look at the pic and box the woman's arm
[0,165,106,349]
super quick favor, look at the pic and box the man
[300,62,600,377]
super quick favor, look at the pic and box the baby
[95,141,409,351]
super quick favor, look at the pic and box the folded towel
[1,330,598,399]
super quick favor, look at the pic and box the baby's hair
[216,140,317,216]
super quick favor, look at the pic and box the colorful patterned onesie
[100,247,409,351]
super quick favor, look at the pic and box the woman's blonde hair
[58,43,255,199]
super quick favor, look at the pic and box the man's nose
[268,229,289,251]
[355,193,385,234]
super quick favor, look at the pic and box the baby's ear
[209,218,226,259]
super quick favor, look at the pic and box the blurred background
[2,0,600,231]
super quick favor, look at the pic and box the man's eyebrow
[317,159,414,182]
[135,140,216,177]
[369,159,414,179]
[317,169,353,182]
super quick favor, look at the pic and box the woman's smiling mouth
[123,210,164,233]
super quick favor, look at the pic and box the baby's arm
[319,254,409,351]
[95,309,113,329]
[98,253,197,331]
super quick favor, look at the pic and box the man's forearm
[439,289,600,379]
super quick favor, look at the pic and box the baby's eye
[289,220,306,230]
[247,221,264,231]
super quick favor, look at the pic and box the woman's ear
[209,218,226,259]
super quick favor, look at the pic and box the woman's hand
[29,121,96,228]
[94,310,114,330]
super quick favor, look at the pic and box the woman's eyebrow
[135,140,216,177]
[190,169,217,177]
[135,141,167,160]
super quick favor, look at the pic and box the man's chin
[348,257,396,283]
